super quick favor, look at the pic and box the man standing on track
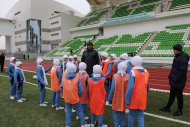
[159,44,189,116]
[81,42,100,76]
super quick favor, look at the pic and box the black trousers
[166,87,183,112]
[0,63,4,72]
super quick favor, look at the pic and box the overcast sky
[0,0,90,18]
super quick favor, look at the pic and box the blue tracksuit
[14,68,24,100]
[104,63,112,101]
[61,72,86,127]
[108,72,127,127]
[36,65,51,104]
[52,68,62,108]
[6,63,16,97]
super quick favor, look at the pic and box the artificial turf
[0,70,190,127]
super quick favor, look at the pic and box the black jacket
[169,52,189,89]
[81,49,100,76]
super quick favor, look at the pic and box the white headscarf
[131,56,142,67]
[10,57,16,63]
[15,61,25,82]
[117,62,127,76]
[67,63,77,73]
[93,65,102,77]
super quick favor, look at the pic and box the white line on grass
[144,112,190,126]
[1,74,190,126]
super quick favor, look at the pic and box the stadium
[0,0,190,127]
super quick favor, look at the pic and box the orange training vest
[127,69,149,110]
[101,61,111,75]
[50,67,60,92]
[112,73,129,111]
[79,73,89,104]
[62,74,79,104]
[88,78,106,115]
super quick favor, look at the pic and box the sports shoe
[72,109,76,113]
[56,107,64,110]
[82,124,92,127]
[21,98,26,101]
[100,125,108,127]
[76,116,79,120]
[173,111,183,116]
[125,109,129,114]
[17,99,23,103]
[40,103,47,107]
[159,106,170,112]
[52,105,55,108]
[10,96,15,100]
[85,116,89,120]
[44,101,49,104]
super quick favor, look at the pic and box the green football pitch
[0,70,190,127]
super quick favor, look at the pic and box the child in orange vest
[78,62,89,120]
[108,62,129,127]
[88,65,107,127]
[61,63,87,127]
[125,56,150,127]
[101,52,113,105]
[50,59,64,110]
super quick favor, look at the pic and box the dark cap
[87,42,93,46]
[173,44,182,52]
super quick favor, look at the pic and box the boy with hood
[118,53,132,74]
[36,58,51,107]
[61,55,68,73]
[6,57,16,100]
[101,52,112,105]
[14,61,26,103]
[108,62,129,127]
[125,56,150,127]
[50,59,64,110]
[61,63,87,127]
[88,65,107,127]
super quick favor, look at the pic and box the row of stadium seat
[140,0,160,5]
[47,35,95,57]
[116,32,152,44]
[107,46,139,56]
[77,8,110,27]
[78,0,160,27]
[170,0,190,10]
[94,36,118,49]
[166,24,190,30]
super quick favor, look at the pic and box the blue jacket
[125,68,149,105]
[36,65,51,85]
[6,64,15,81]
[14,68,24,85]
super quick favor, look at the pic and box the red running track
[4,61,190,93]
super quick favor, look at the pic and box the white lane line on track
[1,75,190,126]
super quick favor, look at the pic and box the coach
[159,44,189,116]
[81,42,100,76]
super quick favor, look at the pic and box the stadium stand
[77,7,111,27]
[170,0,190,10]
[46,35,95,57]
[142,24,190,57]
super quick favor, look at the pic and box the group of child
[6,52,150,127]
